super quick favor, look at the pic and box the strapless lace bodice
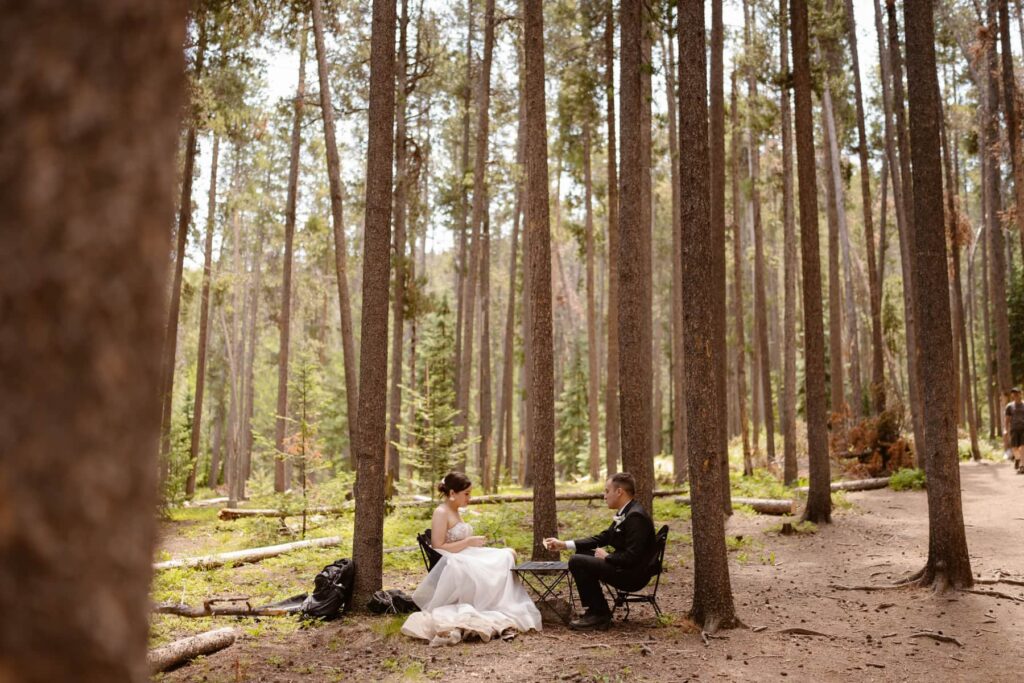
[446,521,473,543]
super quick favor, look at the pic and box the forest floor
[154,460,1024,682]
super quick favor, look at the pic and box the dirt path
[160,462,1024,682]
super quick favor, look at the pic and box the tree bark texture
[619,0,654,513]
[604,0,622,477]
[779,0,799,485]
[902,0,974,589]
[0,2,186,679]
[352,0,397,604]
[985,0,1014,398]
[524,0,558,560]
[679,0,738,632]
[710,0,732,514]
[792,0,831,524]
[886,0,928,466]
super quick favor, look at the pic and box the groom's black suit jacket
[572,500,656,585]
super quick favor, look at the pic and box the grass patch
[730,468,795,500]
[889,467,926,491]
[372,614,407,640]
[768,520,818,535]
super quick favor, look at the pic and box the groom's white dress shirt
[564,500,633,553]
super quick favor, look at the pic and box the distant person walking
[1003,388,1024,474]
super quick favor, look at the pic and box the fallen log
[153,535,341,571]
[148,627,237,673]
[218,489,692,520]
[794,477,890,493]
[154,596,301,618]
[218,505,350,520]
[183,496,229,508]
[675,497,793,515]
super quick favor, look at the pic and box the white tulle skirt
[401,547,542,645]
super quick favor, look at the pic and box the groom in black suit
[544,472,656,630]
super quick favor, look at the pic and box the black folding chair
[603,524,669,621]
[417,527,442,572]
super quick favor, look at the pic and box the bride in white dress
[401,473,542,645]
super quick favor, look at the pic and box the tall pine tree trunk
[619,0,654,513]
[187,134,219,496]
[387,0,411,481]
[242,218,265,481]
[225,178,245,507]
[986,0,1014,399]
[680,0,738,633]
[584,124,601,482]
[730,71,752,477]
[663,23,687,484]
[352,0,397,605]
[845,0,884,414]
[746,0,776,464]
[453,0,474,424]
[524,0,557,559]
[821,81,845,424]
[0,2,185,678]
[942,104,981,461]
[780,0,799,484]
[710,0,732,514]
[159,13,207,488]
[274,22,308,492]
[312,0,359,469]
[604,0,622,477]
[886,0,927,466]
[792,0,831,524]
[479,210,493,490]
[999,0,1024,257]
[902,0,973,590]
[496,88,525,485]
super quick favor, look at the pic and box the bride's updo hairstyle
[438,472,472,497]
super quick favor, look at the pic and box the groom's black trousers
[568,553,647,615]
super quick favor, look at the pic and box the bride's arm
[429,507,484,553]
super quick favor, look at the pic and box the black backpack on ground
[299,558,355,620]
[367,589,419,615]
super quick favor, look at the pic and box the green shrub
[889,467,926,491]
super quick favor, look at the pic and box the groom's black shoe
[569,612,612,630]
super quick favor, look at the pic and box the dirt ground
[159,462,1024,682]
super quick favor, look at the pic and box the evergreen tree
[398,299,472,493]
[555,347,589,479]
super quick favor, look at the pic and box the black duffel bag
[300,558,355,620]
[367,589,419,615]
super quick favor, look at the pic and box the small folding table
[511,560,577,625]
